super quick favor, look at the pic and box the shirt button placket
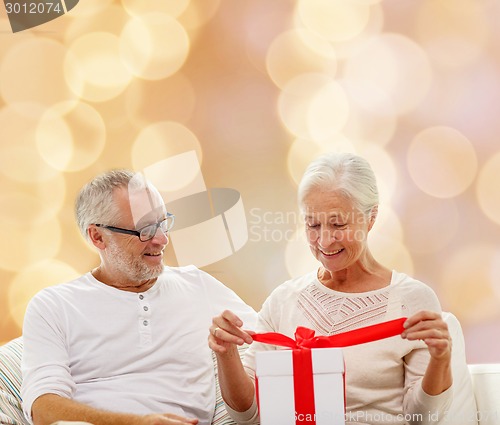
[138,293,152,345]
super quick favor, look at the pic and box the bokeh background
[1,0,500,363]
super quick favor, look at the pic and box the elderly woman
[209,152,453,424]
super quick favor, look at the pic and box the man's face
[102,184,169,285]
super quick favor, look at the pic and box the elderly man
[21,170,256,425]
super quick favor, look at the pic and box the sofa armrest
[468,364,500,425]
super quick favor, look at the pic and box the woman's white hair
[75,169,147,242]
[298,152,379,219]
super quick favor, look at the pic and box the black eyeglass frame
[94,212,175,242]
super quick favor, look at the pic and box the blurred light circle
[490,250,500,301]
[0,104,59,183]
[285,228,321,278]
[64,32,133,102]
[476,152,500,226]
[415,0,488,69]
[0,18,36,59]
[66,0,114,18]
[125,74,196,128]
[36,102,106,172]
[7,259,79,328]
[0,216,61,272]
[402,196,459,254]
[370,205,403,242]
[369,234,414,276]
[359,145,397,206]
[440,244,498,322]
[314,134,357,157]
[122,0,190,17]
[0,38,76,107]
[344,34,432,115]
[278,73,349,141]
[131,121,203,173]
[297,0,371,42]
[266,29,337,90]
[287,139,323,186]
[120,13,190,81]
[308,80,350,141]
[340,79,396,147]
[408,126,477,198]
[0,174,65,225]
[64,5,129,43]
[179,0,222,31]
[300,2,384,61]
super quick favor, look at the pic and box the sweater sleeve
[21,289,76,424]
[400,278,454,423]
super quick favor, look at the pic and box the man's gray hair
[75,169,145,242]
[298,152,379,219]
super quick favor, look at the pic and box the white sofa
[1,313,498,424]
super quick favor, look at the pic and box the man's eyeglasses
[95,213,175,242]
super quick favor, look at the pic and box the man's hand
[208,310,254,355]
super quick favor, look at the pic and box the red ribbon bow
[253,318,407,425]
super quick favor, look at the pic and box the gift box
[256,347,345,425]
[253,318,407,425]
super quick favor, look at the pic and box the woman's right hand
[208,310,254,355]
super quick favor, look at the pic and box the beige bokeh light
[308,80,350,142]
[344,34,432,115]
[0,38,76,107]
[285,227,321,279]
[266,28,337,91]
[476,151,500,226]
[131,122,203,172]
[287,139,323,187]
[66,0,114,18]
[36,102,106,172]
[64,32,133,102]
[402,197,459,255]
[64,5,129,43]
[490,250,500,302]
[370,234,414,276]
[0,104,59,183]
[370,205,404,242]
[120,13,190,81]
[121,0,190,18]
[278,73,350,141]
[7,260,80,329]
[358,146,397,206]
[340,79,396,147]
[408,126,478,198]
[0,215,62,272]
[440,244,499,323]
[415,0,488,69]
[125,74,196,128]
[296,0,372,42]
[178,0,221,31]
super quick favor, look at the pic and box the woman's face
[302,189,374,273]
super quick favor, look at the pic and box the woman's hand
[208,310,254,355]
[401,310,452,361]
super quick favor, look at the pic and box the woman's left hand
[401,310,452,361]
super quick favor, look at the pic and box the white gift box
[256,347,345,425]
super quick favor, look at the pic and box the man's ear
[368,205,378,231]
[88,225,106,250]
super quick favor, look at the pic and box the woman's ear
[88,225,106,250]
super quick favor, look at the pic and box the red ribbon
[253,317,407,425]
